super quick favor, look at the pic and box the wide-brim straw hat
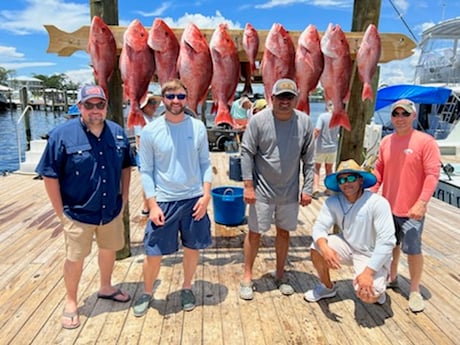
[324,159,377,192]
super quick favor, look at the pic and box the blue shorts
[143,197,211,256]
[393,216,424,255]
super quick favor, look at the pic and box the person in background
[370,99,441,313]
[36,85,135,329]
[247,98,268,120]
[135,93,162,216]
[239,78,315,300]
[133,79,212,317]
[231,95,252,128]
[312,101,339,199]
[304,159,395,305]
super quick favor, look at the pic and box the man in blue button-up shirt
[36,85,136,329]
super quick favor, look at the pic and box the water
[0,102,325,173]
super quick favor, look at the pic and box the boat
[371,18,460,208]
[0,92,8,111]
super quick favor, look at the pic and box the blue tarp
[375,84,452,110]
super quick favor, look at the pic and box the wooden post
[337,0,382,165]
[89,0,131,259]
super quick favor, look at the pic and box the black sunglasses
[82,101,106,110]
[391,110,411,117]
[337,174,359,185]
[275,93,296,101]
[164,93,187,100]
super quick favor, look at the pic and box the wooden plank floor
[0,152,459,345]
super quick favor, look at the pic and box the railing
[16,105,33,168]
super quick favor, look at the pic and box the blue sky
[0,0,459,86]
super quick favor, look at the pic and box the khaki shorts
[62,212,125,261]
[248,200,299,233]
[315,152,336,165]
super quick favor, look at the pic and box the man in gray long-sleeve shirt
[239,78,315,300]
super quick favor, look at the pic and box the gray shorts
[311,234,390,295]
[247,200,299,233]
[393,216,424,255]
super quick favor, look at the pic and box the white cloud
[135,2,172,18]
[0,46,25,62]
[0,0,89,34]
[65,68,94,85]
[255,0,351,10]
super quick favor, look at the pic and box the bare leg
[143,255,162,295]
[242,230,261,283]
[63,259,84,313]
[274,227,290,279]
[310,249,333,288]
[408,253,423,292]
[183,247,200,289]
[389,246,401,282]
[313,163,321,192]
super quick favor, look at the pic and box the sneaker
[239,281,254,300]
[304,283,337,302]
[275,277,294,296]
[133,293,151,317]
[376,292,386,305]
[386,277,399,289]
[408,291,425,313]
[181,289,196,311]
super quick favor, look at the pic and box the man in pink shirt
[371,99,441,313]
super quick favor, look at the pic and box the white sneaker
[376,292,386,305]
[304,283,337,302]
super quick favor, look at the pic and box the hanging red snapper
[295,24,324,114]
[210,23,240,127]
[320,23,352,131]
[260,23,296,105]
[357,24,381,102]
[148,18,180,87]
[119,19,155,128]
[87,16,117,100]
[177,23,213,114]
[243,23,259,75]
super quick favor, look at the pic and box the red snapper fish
[295,24,324,114]
[148,18,180,87]
[243,23,259,75]
[120,19,155,128]
[87,16,117,100]
[320,23,352,131]
[357,24,381,101]
[177,23,213,115]
[261,23,296,105]
[210,23,240,127]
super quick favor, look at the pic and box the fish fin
[127,109,146,129]
[361,83,374,102]
[329,110,351,131]
[296,99,310,115]
[214,106,235,128]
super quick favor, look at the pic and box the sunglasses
[391,110,411,117]
[275,93,296,101]
[82,101,106,110]
[337,174,359,185]
[164,93,187,100]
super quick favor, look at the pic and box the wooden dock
[0,152,459,345]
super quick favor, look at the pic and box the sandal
[61,310,80,329]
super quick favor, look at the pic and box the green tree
[0,66,15,86]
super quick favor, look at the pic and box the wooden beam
[44,24,416,63]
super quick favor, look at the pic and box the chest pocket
[65,143,96,178]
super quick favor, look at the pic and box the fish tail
[296,99,310,115]
[329,110,351,131]
[361,83,374,101]
[127,108,146,129]
[214,106,234,127]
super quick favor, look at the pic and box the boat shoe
[181,289,196,311]
[275,277,294,296]
[133,293,152,317]
[408,291,425,313]
[239,281,255,300]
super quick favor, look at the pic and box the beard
[164,102,186,116]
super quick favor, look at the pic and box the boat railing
[15,105,33,168]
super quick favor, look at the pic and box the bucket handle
[222,188,235,201]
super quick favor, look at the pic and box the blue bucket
[211,186,246,225]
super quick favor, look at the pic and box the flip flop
[97,288,131,303]
[61,310,80,329]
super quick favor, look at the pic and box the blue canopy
[375,84,452,110]
[66,103,79,116]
